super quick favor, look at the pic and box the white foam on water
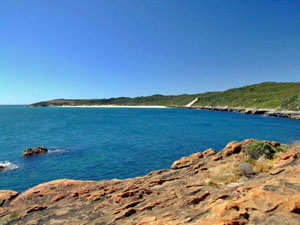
[48,148,66,153]
[0,161,19,171]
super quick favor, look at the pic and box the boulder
[23,146,48,157]
[223,142,242,156]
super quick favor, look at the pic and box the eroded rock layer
[1,140,300,225]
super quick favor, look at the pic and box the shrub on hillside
[243,141,278,160]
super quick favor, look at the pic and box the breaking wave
[48,148,66,153]
[0,161,19,171]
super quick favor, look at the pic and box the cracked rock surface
[1,140,300,225]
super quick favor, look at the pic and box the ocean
[0,106,299,192]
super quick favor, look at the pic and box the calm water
[0,106,300,192]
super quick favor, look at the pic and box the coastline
[52,105,168,108]
[1,139,300,224]
[184,106,300,120]
[30,104,300,119]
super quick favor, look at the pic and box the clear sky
[1,0,300,104]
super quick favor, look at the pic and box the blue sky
[1,0,300,104]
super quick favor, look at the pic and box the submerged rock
[23,146,48,157]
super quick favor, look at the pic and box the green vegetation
[194,82,300,110]
[243,141,279,160]
[30,82,300,110]
[240,141,288,175]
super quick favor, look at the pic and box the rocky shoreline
[1,139,300,224]
[185,106,300,120]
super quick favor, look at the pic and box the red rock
[291,201,300,214]
[140,201,161,211]
[269,168,285,175]
[237,186,252,193]
[202,148,216,156]
[114,200,142,214]
[193,162,205,169]
[0,190,18,206]
[122,200,142,209]
[149,177,178,186]
[264,203,280,213]
[137,216,157,225]
[241,139,256,146]
[113,208,136,222]
[190,152,204,160]
[271,141,280,147]
[11,179,96,205]
[120,190,137,198]
[150,179,167,185]
[216,194,230,200]
[0,208,9,216]
[281,152,297,160]
[24,205,47,215]
[225,203,240,211]
[223,143,242,156]
[115,187,152,203]
[213,154,222,161]
[171,152,203,169]
[76,188,90,195]
[231,143,242,153]
[226,141,238,149]
[51,194,65,203]
[88,186,118,202]
[189,191,210,205]
[3,140,300,225]
[263,140,272,145]
[171,157,191,169]
[223,218,248,225]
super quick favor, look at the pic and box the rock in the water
[23,146,48,157]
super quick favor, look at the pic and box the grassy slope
[30,82,300,110]
[195,82,300,110]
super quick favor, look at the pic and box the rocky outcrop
[22,146,48,157]
[189,106,300,119]
[1,140,300,224]
[0,191,18,207]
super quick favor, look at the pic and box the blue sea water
[0,106,300,192]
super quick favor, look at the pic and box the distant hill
[30,82,300,110]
